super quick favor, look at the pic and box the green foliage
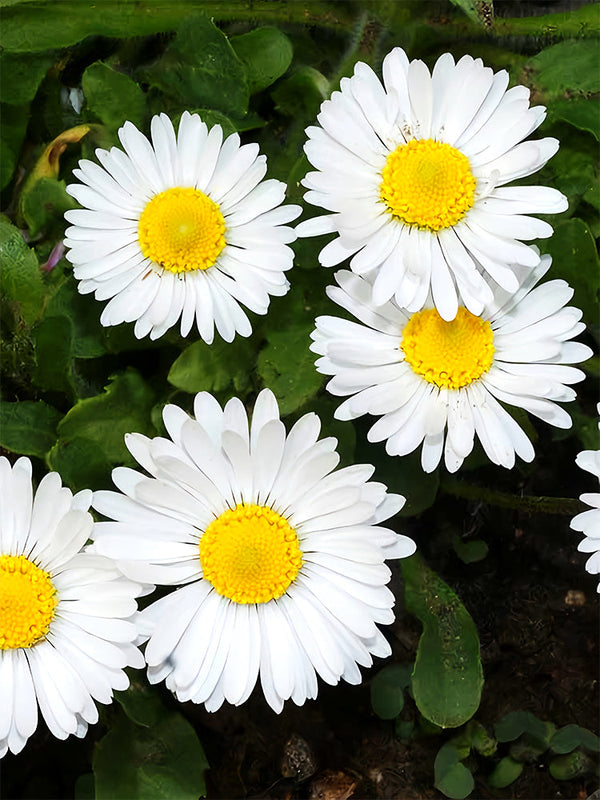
[0,215,45,325]
[140,15,249,119]
[434,741,474,800]
[448,0,493,27]
[93,707,209,799]
[541,218,600,327]
[47,435,112,494]
[451,535,488,564]
[231,27,293,94]
[257,324,325,416]
[115,676,166,728]
[487,756,524,789]
[550,724,600,754]
[168,336,254,396]
[32,315,74,394]
[527,39,600,99]
[21,177,78,239]
[0,101,30,189]
[0,400,62,457]
[370,663,412,720]
[0,51,54,104]
[495,710,553,745]
[402,555,483,729]
[56,368,156,465]
[82,61,146,131]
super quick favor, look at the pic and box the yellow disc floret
[401,307,494,389]
[138,187,226,273]
[0,554,58,650]
[200,504,303,604]
[380,139,476,232]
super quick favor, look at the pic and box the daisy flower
[91,389,415,713]
[296,48,567,321]
[0,457,143,757]
[310,255,592,473]
[64,112,301,342]
[570,404,600,592]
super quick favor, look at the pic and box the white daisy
[296,48,567,321]
[90,389,415,713]
[64,112,301,342]
[310,255,592,473]
[0,457,143,758]
[570,404,600,593]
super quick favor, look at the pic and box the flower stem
[441,477,585,516]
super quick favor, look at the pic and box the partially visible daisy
[570,404,600,592]
[91,389,415,713]
[64,112,301,342]
[311,255,592,473]
[0,457,143,757]
[297,49,567,321]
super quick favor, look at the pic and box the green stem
[441,477,586,516]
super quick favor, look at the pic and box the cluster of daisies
[2,48,598,757]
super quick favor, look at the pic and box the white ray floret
[297,48,567,321]
[570,403,600,593]
[311,256,592,473]
[91,389,415,713]
[0,457,143,758]
[64,112,301,342]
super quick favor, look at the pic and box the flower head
[297,49,567,321]
[311,256,592,473]
[0,457,143,757]
[570,404,600,592]
[91,389,415,713]
[65,112,301,342]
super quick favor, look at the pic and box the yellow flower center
[199,504,303,604]
[401,307,494,389]
[380,139,476,232]
[0,554,58,650]
[138,187,226,273]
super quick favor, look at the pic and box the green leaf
[32,315,74,394]
[57,368,155,464]
[452,536,488,564]
[0,214,45,325]
[540,218,600,327]
[402,554,483,729]
[370,664,412,720]
[465,720,496,757]
[448,0,493,28]
[168,336,254,396]
[43,277,106,359]
[231,27,293,94]
[21,177,78,238]
[549,98,600,141]
[115,675,165,729]
[0,51,54,104]
[82,61,146,131]
[93,708,208,800]
[47,435,112,494]
[354,438,439,517]
[0,400,62,457]
[74,773,95,800]
[527,40,600,99]
[257,324,325,416]
[272,66,329,118]
[434,742,475,800]
[487,756,524,789]
[141,15,249,118]
[549,750,596,781]
[1,101,29,189]
[550,725,600,755]
[494,711,549,744]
